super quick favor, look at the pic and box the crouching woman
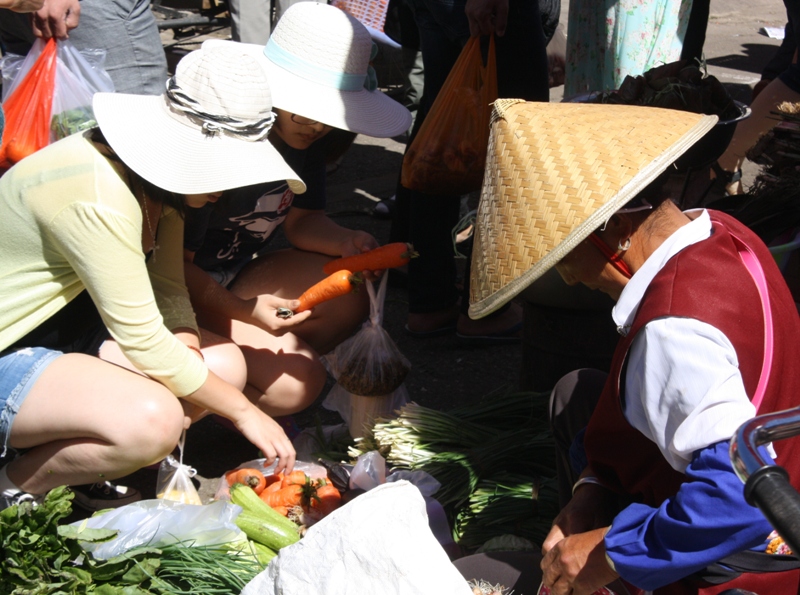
[0,45,308,509]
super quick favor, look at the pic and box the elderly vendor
[468,100,800,595]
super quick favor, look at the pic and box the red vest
[583,211,800,595]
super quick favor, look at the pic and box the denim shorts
[0,347,61,458]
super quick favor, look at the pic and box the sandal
[710,162,743,195]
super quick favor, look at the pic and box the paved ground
[101,0,790,510]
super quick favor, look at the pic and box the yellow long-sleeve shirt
[0,132,207,397]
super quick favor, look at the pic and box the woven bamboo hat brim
[468,99,718,319]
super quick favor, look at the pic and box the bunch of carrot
[225,467,341,520]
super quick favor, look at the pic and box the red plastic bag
[0,38,58,167]
[401,35,498,196]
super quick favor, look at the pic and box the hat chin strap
[588,233,633,278]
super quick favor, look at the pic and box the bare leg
[195,312,328,417]
[230,248,370,355]
[6,354,185,494]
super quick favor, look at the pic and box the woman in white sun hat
[184,2,412,422]
[0,45,308,511]
[466,100,800,594]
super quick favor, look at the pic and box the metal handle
[730,406,800,555]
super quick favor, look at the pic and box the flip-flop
[404,322,458,338]
[455,321,523,347]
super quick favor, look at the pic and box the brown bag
[401,35,497,196]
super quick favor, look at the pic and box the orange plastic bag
[0,38,58,167]
[401,35,497,196]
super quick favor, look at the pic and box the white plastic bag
[156,430,202,505]
[70,498,244,560]
[0,39,113,140]
[240,481,472,595]
[50,39,114,141]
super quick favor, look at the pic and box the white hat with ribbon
[206,2,411,138]
[92,44,306,195]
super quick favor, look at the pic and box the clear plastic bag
[213,458,329,501]
[50,39,114,141]
[70,498,243,560]
[325,274,411,397]
[156,430,203,505]
[0,38,113,167]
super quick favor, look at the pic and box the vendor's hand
[541,527,618,595]
[339,231,382,281]
[465,0,508,37]
[251,294,312,333]
[32,0,80,38]
[233,406,296,475]
[543,483,618,554]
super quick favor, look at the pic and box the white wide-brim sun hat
[93,44,306,196]
[468,99,718,320]
[204,2,411,138]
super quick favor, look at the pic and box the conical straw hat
[468,99,718,319]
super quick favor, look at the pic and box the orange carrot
[282,470,308,488]
[260,484,304,508]
[323,242,418,275]
[263,473,284,493]
[311,479,342,517]
[225,467,267,495]
[295,270,361,313]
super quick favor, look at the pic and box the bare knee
[122,389,185,465]
[248,354,327,416]
[203,340,247,391]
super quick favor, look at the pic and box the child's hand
[251,295,312,332]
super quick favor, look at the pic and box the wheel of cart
[151,0,232,49]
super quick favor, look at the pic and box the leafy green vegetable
[50,106,98,139]
[0,486,264,594]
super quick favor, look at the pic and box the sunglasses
[290,113,322,126]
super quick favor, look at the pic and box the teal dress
[564,0,694,97]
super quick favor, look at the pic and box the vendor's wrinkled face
[185,192,223,208]
[272,108,333,150]
[554,238,624,299]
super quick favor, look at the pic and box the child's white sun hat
[205,2,412,138]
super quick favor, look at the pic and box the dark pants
[390,0,549,314]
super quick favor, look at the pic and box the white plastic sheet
[241,481,472,595]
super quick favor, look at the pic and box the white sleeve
[624,317,756,472]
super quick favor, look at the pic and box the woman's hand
[540,527,618,595]
[543,483,617,552]
[232,405,296,475]
[250,294,312,332]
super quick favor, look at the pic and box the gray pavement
[104,0,791,509]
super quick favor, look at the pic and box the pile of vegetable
[347,390,558,548]
[225,466,342,526]
[0,486,264,594]
[586,59,740,121]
